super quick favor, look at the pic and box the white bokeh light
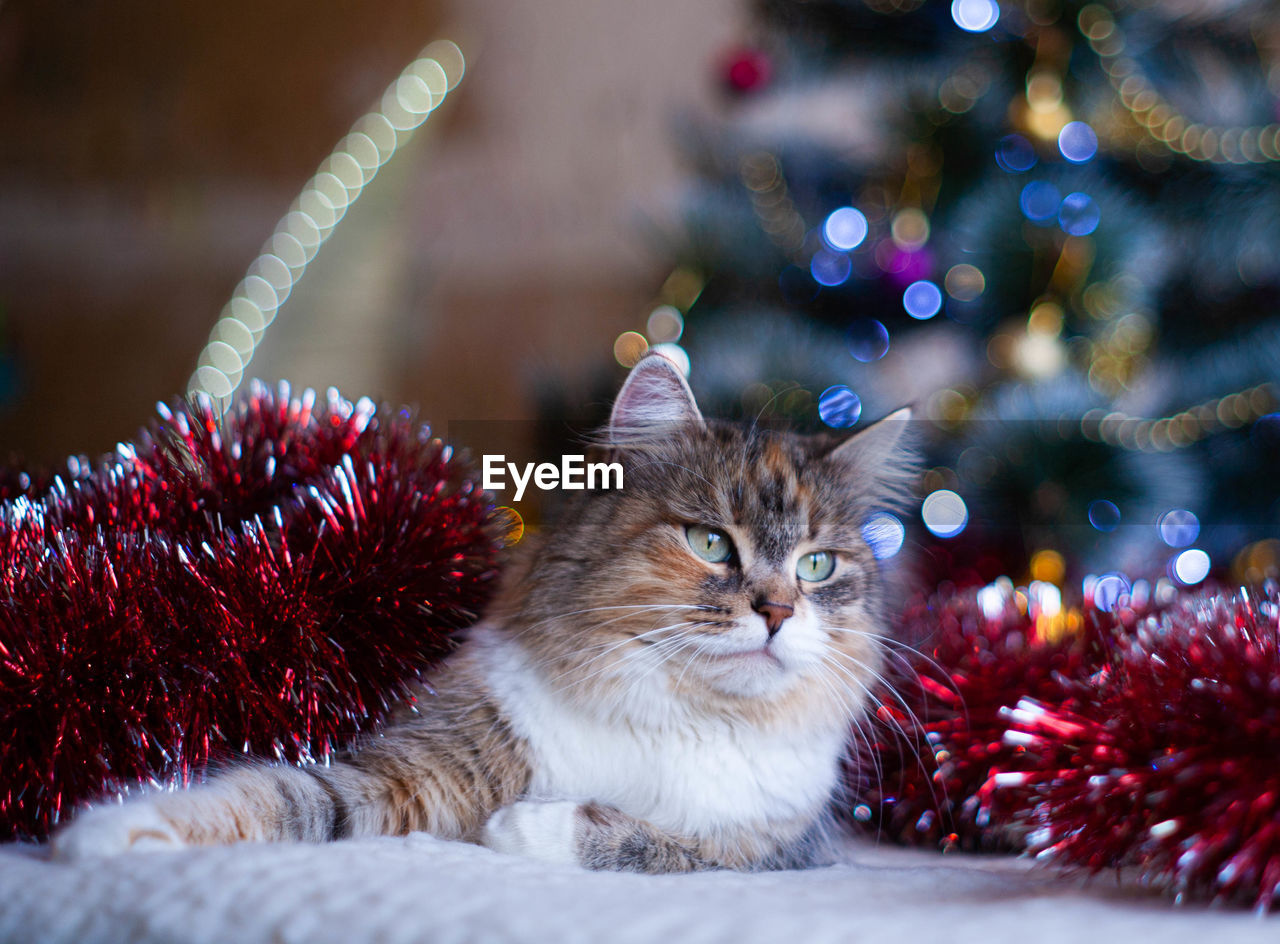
[922,489,968,538]
[951,0,1000,32]
[1172,549,1211,586]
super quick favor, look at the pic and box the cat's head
[500,353,915,726]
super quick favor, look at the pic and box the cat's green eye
[686,525,733,564]
[797,551,836,582]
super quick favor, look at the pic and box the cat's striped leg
[53,728,529,859]
[52,763,348,859]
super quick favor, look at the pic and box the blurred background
[2,0,1279,597]
[0,0,740,463]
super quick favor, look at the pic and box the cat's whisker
[821,652,948,816]
[824,649,928,747]
[824,626,965,709]
[810,665,883,812]
[619,643,703,707]
[552,624,701,692]
[813,662,903,816]
[666,634,726,694]
[557,624,694,678]
[524,603,718,635]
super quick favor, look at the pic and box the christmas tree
[639,0,1280,594]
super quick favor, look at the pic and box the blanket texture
[1,835,1274,944]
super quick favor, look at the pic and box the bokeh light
[649,342,691,377]
[1087,499,1121,532]
[613,331,649,367]
[944,264,985,301]
[1029,548,1066,584]
[1171,548,1211,585]
[951,0,1000,32]
[1058,121,1099,163]
[492,506,525,545]
[847,318,890,362]
[810,248,853,287]
[903,280,943,319]
[1019,181,1062,222]
[188,41,465,407]
[1158,509,1200,547]
[1028,580,1062,617]
[922,489,968,538]
[646,305,684,343]
[818,385,862,428]
[995,134,1037,172]
[891,208,931,250]
[1091,572,1131,611]
[862,512,906,560]
[1058,191,1101,236]
[823,207,869,251]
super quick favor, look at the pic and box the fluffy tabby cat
[54,353,913,873]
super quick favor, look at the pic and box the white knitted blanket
[1,836,1274,944]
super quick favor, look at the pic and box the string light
[188,40,466,407]
[1078,382,1278,453]
[740,151,807,258]
[1078,4,1280,164]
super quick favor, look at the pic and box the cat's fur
[53,353,913,873]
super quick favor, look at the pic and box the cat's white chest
[478,629,847,837]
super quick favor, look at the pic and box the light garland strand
[1078,4,1280,165]
[1079,381,1278,452]
[740,151,808,260]
[188,40,466,408]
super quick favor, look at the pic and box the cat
[52,352,914,873]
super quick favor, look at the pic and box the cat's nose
[753,599,794,638]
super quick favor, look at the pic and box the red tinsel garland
[0,383,500,842]
[849,582,1102,851]
[858,579,1280,911]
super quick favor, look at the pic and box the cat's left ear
[607,352,706,443]
[827,407,916,503]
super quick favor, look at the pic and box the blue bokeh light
[1158,509,1200,548]
[1088,499,1121,532]
[1058,121,1099,163]
[847,318,890,362]
[1091,572,1131,612]
[818,385,862,428]
[862,512,906,560]
[995,134,1037,173]
[1019,181,1061,223]
[823,207,869,251]
[1058,192,1100,236]
[810,248,853,287]
[903,280,943,320]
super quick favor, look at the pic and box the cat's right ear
[607,353,706,443]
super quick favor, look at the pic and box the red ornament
[0,382,501,842]
[721,46,772,94]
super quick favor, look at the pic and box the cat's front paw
[52,801,184,861]
[481,800,581,866]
